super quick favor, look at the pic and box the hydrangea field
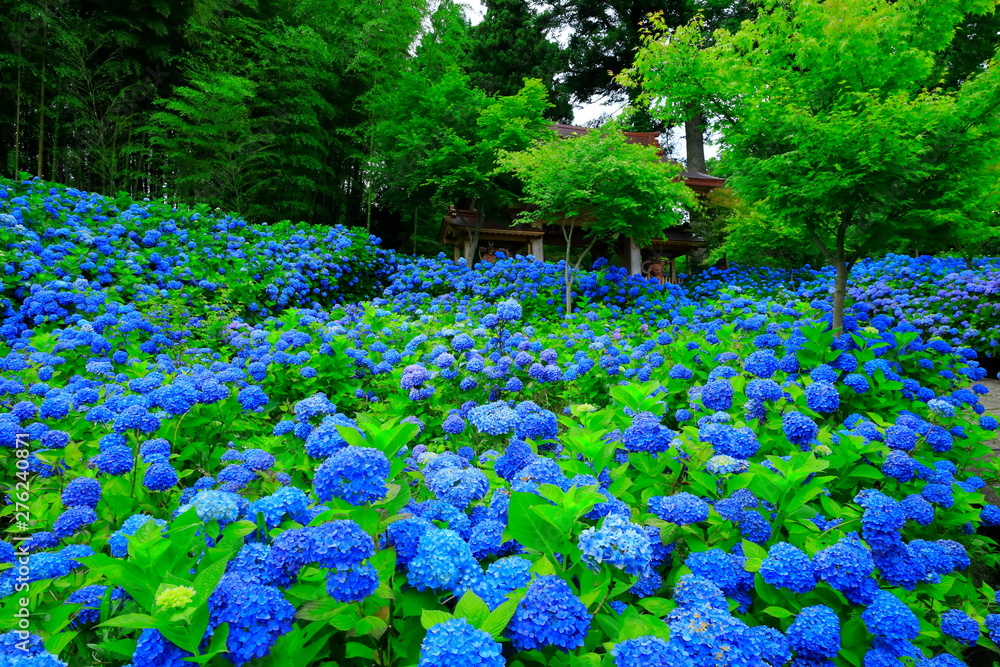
[2,176,1000,667]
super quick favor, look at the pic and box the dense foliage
[1,178,999,667]
[627,0,1000,331]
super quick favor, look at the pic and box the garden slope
[0,178,999,667]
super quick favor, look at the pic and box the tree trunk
[14,18,22,174]
[465,207,484,267]
[564,246,572,317]
[685,111,706,174]
[50,106,58,181]
[832,256,849,336]
[563,222,574,317]
[37,43,46,179]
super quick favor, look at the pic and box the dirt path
[980,378,1000,453]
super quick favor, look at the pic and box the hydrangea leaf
[420,609,454,630]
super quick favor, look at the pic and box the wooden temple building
[437,124,725,284]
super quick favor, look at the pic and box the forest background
[1,0,997,262]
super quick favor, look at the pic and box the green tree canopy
[501,122,697,315]
[467,0,572,122]
[626,0,1000,331]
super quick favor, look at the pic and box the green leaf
[847,465,884,480]
[420,609,454,630]
[503,492,564,556]
[636,597,674,617]
[91,638,137,659]
[481,595,522,639]
[454,591,491,628]
[100,613,158,629]
[762,606,793,619]
[346,641,375,659]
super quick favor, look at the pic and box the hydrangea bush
[1,177,999,667]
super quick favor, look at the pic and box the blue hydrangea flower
[940,609,979,646]
[496,299,522,322]
[864,638,927,667]
[326,563,379,603]
[139,438,171,463]
[386,516,434,567]
[611,635,689,666]
[701,379,734,411]
[143,462,178,491]
[746,378,783,402]
[856,490,905,551]
[577,514,652,576]
[744,350,779,378]
[468,519,508,559]
[178,490,243,524]
[155,383,200,415]
[882,450,915,483]
[494,439,537,481]
[418,617,504,667]
[52,506,97,538]
[401,364,432,390]
[442,414,466,434]
[93,444,133,475]
[985,614,1000,644]
[648,492,709,525]
[666,577,754,663]
[237,386,269,412]
[885,425,918,452]
[426,466,489,509]
[748,624,791,665]
[467,401,518,436]
[623,411,674,454]
[130,628,193,666]
[813,532,877,604]
[508,575,591,651]
[806,382,840,413]
[901,494,935,526]
[706,455,749,475]
[407,528,480,594]
[759,542,815,593]
[843,373,870,393]
[787,605,840,659]
[669,364,694,380]
[921,483,954,509]
[208,574,295,665]
[472,556,533,609]
[62,477,101,508]
[226,543,277,585]
[66,585,120,627]
[314,446,389,505]
[810,364,839,384]
[685,548,752,600]
[862,590,920,640]
[981,505,1000,526]
[514,401,558,440]
[307,520,375,570]
[783,411,818,446]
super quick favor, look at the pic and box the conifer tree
[467,0,572,122]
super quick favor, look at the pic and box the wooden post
[626,239,642,276]
[529,236,544,262]
[453,244,461,262]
